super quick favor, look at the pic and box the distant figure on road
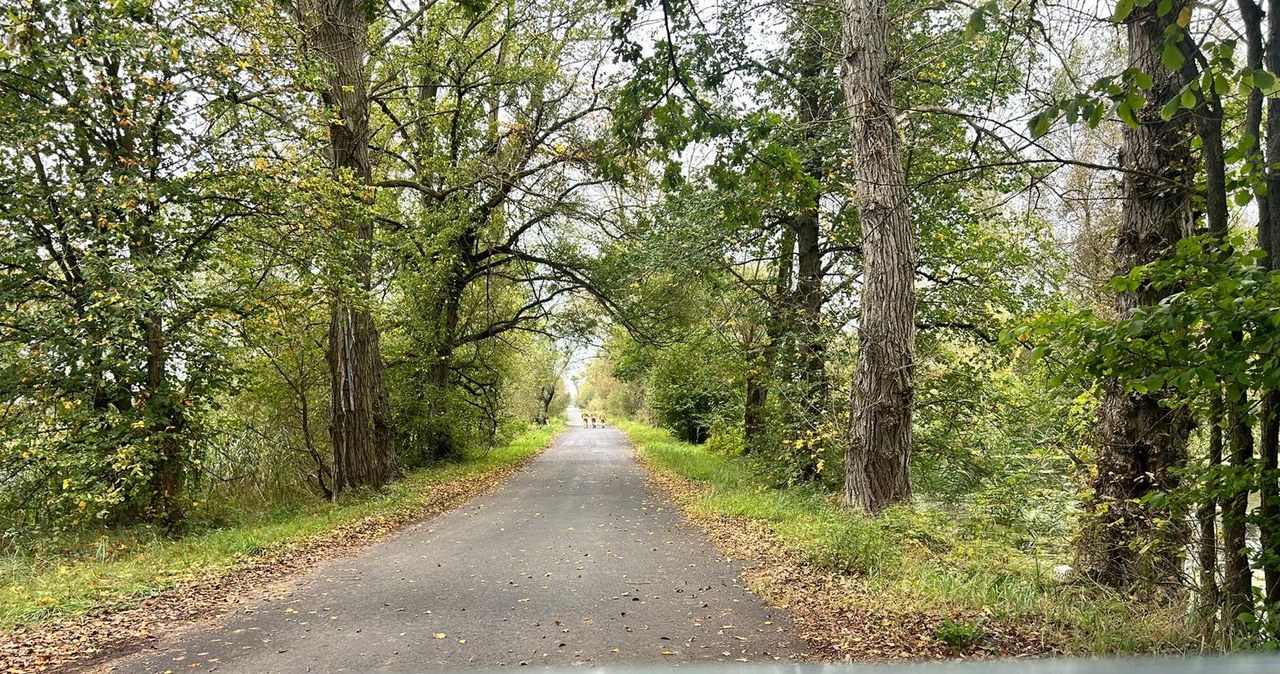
[598,413,606,427]
[588,413,597,428]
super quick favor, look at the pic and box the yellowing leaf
[433,632,446,639]
[1177,5,1192,27]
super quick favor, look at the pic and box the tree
[840,0,916,512]
[294,0,396,492]
[372,0,616,461]
[1070,0,1195,596]
[0,0,242,529]
[1259,0,1280,614]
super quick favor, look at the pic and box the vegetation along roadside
[622,421,1193,659]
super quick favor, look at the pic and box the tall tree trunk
[1269,0,1280,269]
[130,215,185,528]
[300,0,396,493]
[794,206,826,417]
[539,384,555,426]
[1074,0,1194,595]
[746,226,795,451]
[1262,390,1280,610]
[423,248,467,460]
[787,33,828,436]
[840,0,916,512]
[1216,1,1267,634]
[1197,393,1223,641]
[742,356,766,450]
[1260,0,1280,614]
[1222,390,1255,633]
[143,309,184,529]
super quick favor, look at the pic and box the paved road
[100,416,804,672]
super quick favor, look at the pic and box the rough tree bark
[1074,1,1194,595]
[1197,393,1222,638]
[744,226,795,451]
[1223,393,1255,630]
[794,207,826,418]
[299,0,396,493]
[840,0,915,512]
[1260,0,1280,612]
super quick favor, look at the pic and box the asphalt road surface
[100,413,804,672]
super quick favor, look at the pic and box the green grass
[0,423,561,632]
[620,420,1194,655]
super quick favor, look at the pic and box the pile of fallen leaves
[0,451,545,673]
[634,452,1066,662]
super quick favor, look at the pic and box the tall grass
[621,420,1193,654]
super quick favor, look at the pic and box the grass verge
[0,423,559,637]
[620,420,1193,657]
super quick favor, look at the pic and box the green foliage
[1021,235,1280,400]
[703,419,745,456]
[576,351,649,421]
[647,339,742,444]
[934,617,984,648]
[913,340,1085,548]
[0,0,243,536]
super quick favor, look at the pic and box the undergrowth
[620,420,1193,655]
[0,423,560,632]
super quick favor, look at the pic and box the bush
[704,419,745,456]
[647,340,741,444]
